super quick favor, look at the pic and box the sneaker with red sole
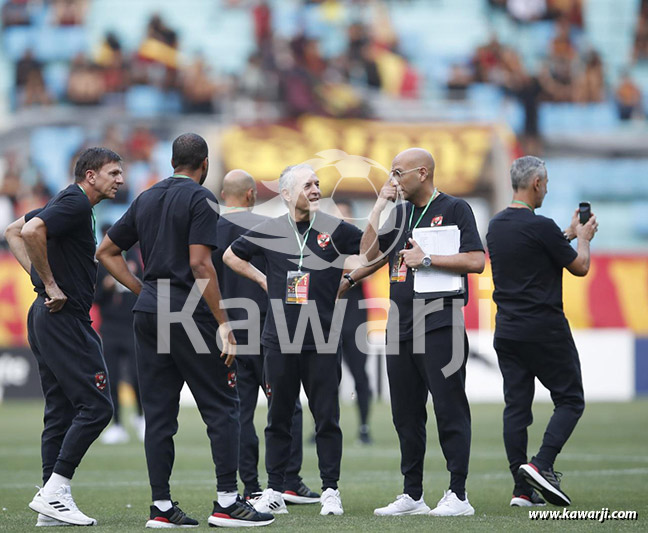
[283,481,320,504]
[145,502,198,528]
[518,463,571,506]
[208,496,275,527]
[510,489,546,507]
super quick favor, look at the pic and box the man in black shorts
[223,164,363,516]
[213,169,319,505]
[361,148,484,517]
[487,156,598,507]
[4,147,123,526]
[96,133,273,528]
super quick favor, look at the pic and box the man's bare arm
[21,217,67,312]
[96,235,143,295]
[4,216,31,273]
[223,247,268,293]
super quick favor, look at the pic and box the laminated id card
[286,271,310,304]
[390,255,407,283]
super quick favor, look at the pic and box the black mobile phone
[579,202,592,225]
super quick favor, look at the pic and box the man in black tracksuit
[4,148,123,526]
[95,227,144,444]
[213,169,319,504]
[487,155,598,507]
[361,148,484,517]
[97,133,274,528]
[224,164,363,516]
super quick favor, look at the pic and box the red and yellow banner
[2,252,647,347]
[364,254,648,334]
[221,116,505,197]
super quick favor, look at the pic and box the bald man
[360,148,485,517]
[213,170,320,505]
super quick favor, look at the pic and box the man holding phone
[486,156,598,508]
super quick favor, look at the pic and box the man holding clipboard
[360,148,485,517]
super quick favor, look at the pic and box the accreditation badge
[285,271,310,304]
[390,255,408,283]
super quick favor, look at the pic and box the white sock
[42,473,70,495]
[153,500,173,512]
[217,491,238,508]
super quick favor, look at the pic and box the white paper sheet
[412,225,463,295]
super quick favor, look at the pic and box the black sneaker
[145,502,199,528]
[283,481,320,504]
[359,426,372,445]
[519,463,571,506]
[510,489,546,507]
[208,496,275,527]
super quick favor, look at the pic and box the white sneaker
[36,513,74,527]
[252,488,288,515]
[374,494,431,516]
[429,490,474,516]
[29,486,98,526]
[319,488,343,516]
[131,414,146,442]
[101,424,130,444]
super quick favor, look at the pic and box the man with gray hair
[223,164,364,516]
[487,155,598,508]
[213,169,320,505]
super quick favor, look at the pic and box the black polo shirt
[230,211,362,352]
[378,192,484,340]
[213,210,270,345]
[25,184,96,319]
[108,176,219,318]
[487,207,578,341]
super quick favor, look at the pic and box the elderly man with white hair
[224,164,367,517]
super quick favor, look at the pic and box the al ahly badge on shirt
[317,232,331,248]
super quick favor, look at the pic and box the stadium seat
[125,85,165,117]
[29,126,85,192]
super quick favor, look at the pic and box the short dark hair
[74,147,122,183]
[172,133,208,171]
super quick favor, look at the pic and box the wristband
[343,273,356,287]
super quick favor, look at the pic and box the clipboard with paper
[412,225,464,298]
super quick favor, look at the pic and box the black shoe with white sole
[518,463,571,506]
[510,489,546,507]
[283,481,320,504]
[146,502,198,528]
[208,496,275,527]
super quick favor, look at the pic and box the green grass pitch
[0,399,646,532]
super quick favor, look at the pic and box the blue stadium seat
[30,126,85,192]
[42,62,70,100]
[125,85,165,117]
[2,26,35,61]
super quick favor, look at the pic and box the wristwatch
[421,255,432,268]
[343,273,356,287]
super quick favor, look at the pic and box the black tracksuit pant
[340,314,371,428]
[387,326,471,500]
[133,311,239,500]
[263,348,342,492]
[237,350,304,493]
[27,299,113,482]
[101,324,142,424]
[494,335,585,488]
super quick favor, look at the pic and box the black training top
[213,210,269,345]
[487,207,578,341]
[378,192,484,340]
[230,211,362,352]
[108,176,219,318]
[25,184,96,320]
